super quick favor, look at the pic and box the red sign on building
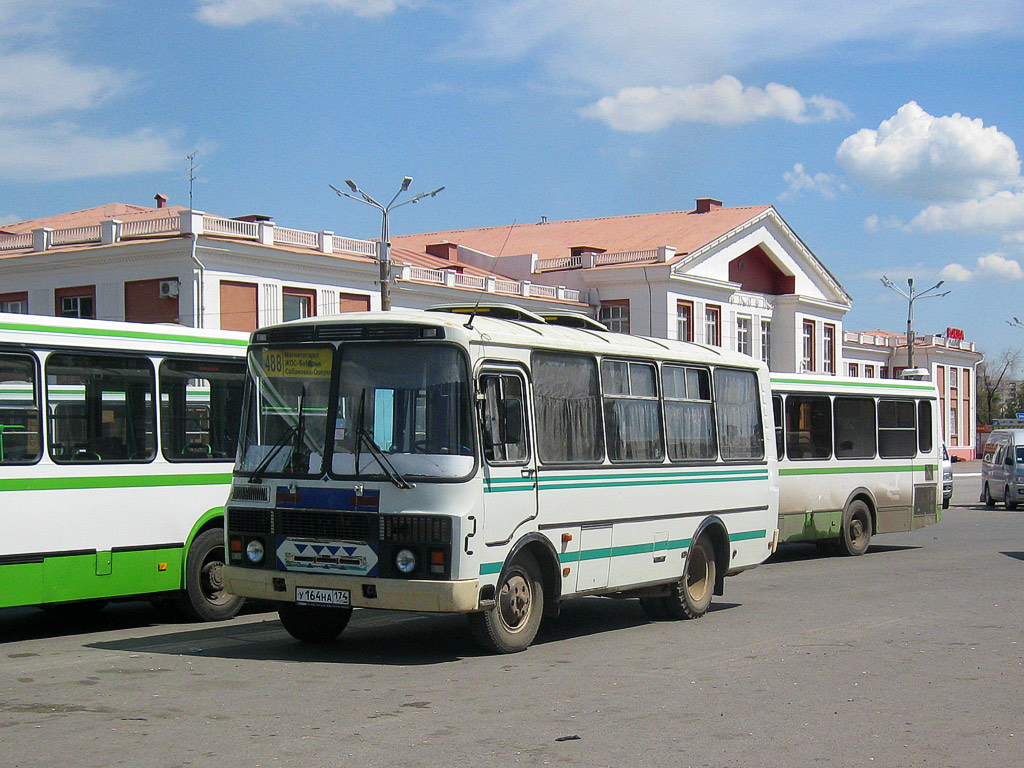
[946,327,964,340]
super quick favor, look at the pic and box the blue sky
[3,1,1024,357]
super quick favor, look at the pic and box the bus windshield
[332,343,474,480]
[237,342,475,481]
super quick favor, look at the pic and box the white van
[980,429,1024,509]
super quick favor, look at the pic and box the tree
[977,347,1022,424]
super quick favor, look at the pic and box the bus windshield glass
[238,346,332,477]
[332,343,474,480]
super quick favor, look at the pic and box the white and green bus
[771,373,942,555]
[223,306,780,653]
[0,312,248,619]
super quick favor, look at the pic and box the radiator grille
[230,485,271,503]
[228,507,272,535]
[380,514,452,544]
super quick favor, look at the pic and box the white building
[0,195,980,456]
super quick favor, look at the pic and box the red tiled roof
[0,203,187,234]
[391,205,772,263]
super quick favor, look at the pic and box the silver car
[942,444,952,509]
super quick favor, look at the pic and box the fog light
[246,539,265,564]
[395,548,417,574]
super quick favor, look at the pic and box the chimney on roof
[695,198,722,213]
[426,242,459,262]
[154,193,168,209]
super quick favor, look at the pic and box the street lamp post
[880,275,950,370]
[331,177,444,311]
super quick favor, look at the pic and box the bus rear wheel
[839,500,872,556]
[175,528,244,621]
[278,603,352,642]
[663,536,716,620]
[469,551,544,653]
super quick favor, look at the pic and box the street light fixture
[880,275,950,370]
[331,177,445,310]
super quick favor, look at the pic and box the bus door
[912,398,940,527]
[478,368,537,546]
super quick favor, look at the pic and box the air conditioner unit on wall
[159,280,180,298]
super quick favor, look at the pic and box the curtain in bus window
[0,353,42,464]
[878,399,916,458]
[45,354,155,463]
[160,359,246,461]
[663,364,715,461]
[601,360,663,462]
[834,397,876,458]
[784,395,831,459]
[533,352,603,463]
[714,368,764,460]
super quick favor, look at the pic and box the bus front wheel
[278,603,352,642]
[839,500,872,556]
[469,550,544,654]
[176,528,244,621]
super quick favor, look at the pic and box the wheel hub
[498,574,531,631]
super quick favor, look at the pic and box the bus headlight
[395,548,417,574]
[246,539,265,564]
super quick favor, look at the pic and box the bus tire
[663,536,715,620]
[985,483,995,508]
[469,550,544,653]
[839,500,872,556]
[1006,486,1018,510]
[175,528,244,621]
[278,603,352,643]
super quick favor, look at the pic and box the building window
[760,319,771,367]
[0,291,28,313]
[823,323,835,374]
[600,300,630,334]
[962,369,971,447]
[880,366,889,379]
[848,363,858,377]
[865,364,875,378]
[283,287,317,322]
[736,315,752,356]
[801,319,815,372]
[338,292,370,313]
[676,300,694,342]
[705,304,721,346]
[55,286,96,319]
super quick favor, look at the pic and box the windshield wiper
[248,387,307,483]
[352,388,414,489]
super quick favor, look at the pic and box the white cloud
[0,124,185,180]
[460,2,1024,91]
[580,76,849,132]
[864,213,902,232]
[836,101,1021,202]
[0,52,132,120]
[780,162,846,201]
[937,253,1024,282]
[938,263,973,282]
[194,0,413,27]
[907,190,1024,235]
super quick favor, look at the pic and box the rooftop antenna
[186,151,198,210]
[464,218,517,331]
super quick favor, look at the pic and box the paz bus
[223,305,780,653]
[770,373,942,555]
[0,312,248,619]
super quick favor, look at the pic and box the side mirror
[501,398,524,444]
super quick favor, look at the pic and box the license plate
[295,587,351,607]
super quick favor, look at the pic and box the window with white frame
[599,300,630,334]
[705,304,721,346]
[801,320,815,372]
[823,324,835,374]
[736,315,752,356]
[676,300,694,342]
[760,319,771,367]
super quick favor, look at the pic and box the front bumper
[224,565,481,613]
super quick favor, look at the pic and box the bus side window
[772,394,784,459]
[0,352,43,464]
[46,353,156,463]
[480,373,528,464]
[160,358,246,462]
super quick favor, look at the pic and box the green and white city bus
[223,306,780,653]
[0,312,248,619]
[771,373,942,555]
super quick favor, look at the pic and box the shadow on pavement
[1000,551,1024,561]
[767,542,919,564]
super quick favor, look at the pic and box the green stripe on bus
[480,529,766,574]
[770,376,934,391]
[0,320,248,348]
[0,473,232,492]
[484,469,768,493]
[780,464,936,477]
